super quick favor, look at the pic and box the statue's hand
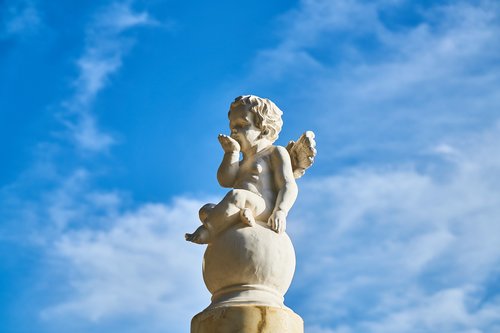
[268,210,287,234]
[218,134,240,153]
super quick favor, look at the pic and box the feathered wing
[286,131,317,179]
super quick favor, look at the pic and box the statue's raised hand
[218,134,240,153]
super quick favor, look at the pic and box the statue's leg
[189,190,271,242]
[205,189,270,232]
[204,190,243,230]
[187,191,246,243]
[203,189,265,234]
[242,191,270,222]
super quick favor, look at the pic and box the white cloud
[41,196,209,332]
[307,325,338,333]
[62,111,116,154]
[250,0,384,80]
[1,0,41,37]
[0,156,209,331]
[63,2,157,152]
[288,123,500,332]
[361,287,500,333]
[93,2,155,32]
[45,169,91,230]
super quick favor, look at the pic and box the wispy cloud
[1,2,161,231]
[252,0,382,79]
[289,123,500,332]
[0,0,41,38]
[63,2,157,152]
[250,0,500,165]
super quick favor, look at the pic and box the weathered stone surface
[191,305,304,333]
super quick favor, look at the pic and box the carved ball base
[203,221,296,308]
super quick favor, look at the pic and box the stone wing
[285,131,317,179]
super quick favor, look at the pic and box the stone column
[191,305,303,333]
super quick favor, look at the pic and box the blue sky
[1,0,500,332]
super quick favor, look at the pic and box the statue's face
[229,104,261,151]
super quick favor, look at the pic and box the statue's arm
[272,146,298,214]
[217,134,240,188]
[268,146,298,233]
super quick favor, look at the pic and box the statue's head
[229,95,283,143]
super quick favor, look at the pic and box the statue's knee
[199,203,216,222]
[227,189,246,205]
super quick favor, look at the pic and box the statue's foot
[240,208,255,227]
[185,225,210,244]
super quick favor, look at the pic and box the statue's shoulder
[267,145,290,159]
[265,145,293,169]
[274,145,289,155]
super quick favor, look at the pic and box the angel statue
[185,95,316,244]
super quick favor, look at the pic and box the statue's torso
[233,147,277,208]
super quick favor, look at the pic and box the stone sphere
[202,221,296,308]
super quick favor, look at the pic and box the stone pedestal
[203,222,296,308]
[191,305,303,333]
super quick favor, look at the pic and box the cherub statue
[185,95,316,244]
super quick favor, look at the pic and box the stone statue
[186,95,316,333]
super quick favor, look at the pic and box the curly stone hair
[229,95,283,143]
